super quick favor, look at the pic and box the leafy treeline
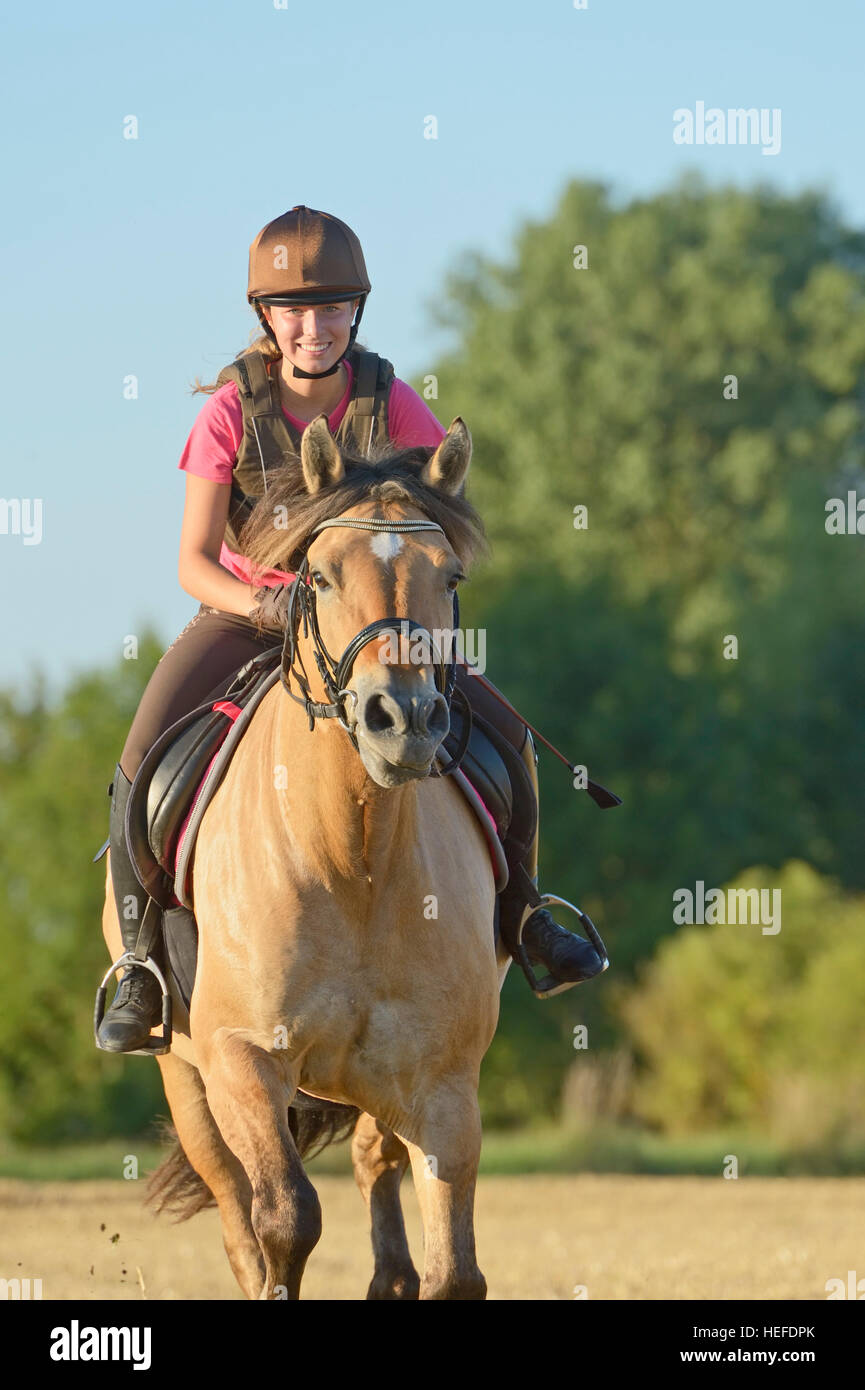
[0,642,169,1142]
[1,178,862,1149]
[427,177,865,1129]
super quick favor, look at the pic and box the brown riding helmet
[248,206,371,376]
[248,205,371,304]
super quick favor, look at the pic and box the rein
[279,515,471,774]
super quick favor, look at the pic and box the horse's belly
[294,945,500,1113]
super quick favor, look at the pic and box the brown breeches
[119,605,281,781]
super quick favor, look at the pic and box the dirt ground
[1,1174,862,1301]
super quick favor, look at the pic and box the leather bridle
[279,515,471,775]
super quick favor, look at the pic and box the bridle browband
[279,514,471,775]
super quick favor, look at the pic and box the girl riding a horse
[96,205,606,1054]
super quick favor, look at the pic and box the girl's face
[263,299,359,374]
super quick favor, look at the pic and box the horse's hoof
[366,1270,421,1300]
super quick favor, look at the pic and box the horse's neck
[271,688,417,885]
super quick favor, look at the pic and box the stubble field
[1,1173,862,1300]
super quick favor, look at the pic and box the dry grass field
[2,1174,863,1300]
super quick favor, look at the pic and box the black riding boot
[521,898,607,984]
[96,765,163,1052]
[498,865,608,996]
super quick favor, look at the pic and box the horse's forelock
[238,442,487,578]
[370,478,413,503]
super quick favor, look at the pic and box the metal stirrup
[517,893,610,1000]
[93,953,172,1056]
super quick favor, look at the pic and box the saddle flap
[126,646,283,909]
[442,705,538,871]
[146,710,235,873]
[441,706,513,836]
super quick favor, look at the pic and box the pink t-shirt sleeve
[178,382,296,584]
[178,382,245,484]
[387,379,447,448]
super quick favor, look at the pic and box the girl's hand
[248,584,292,633]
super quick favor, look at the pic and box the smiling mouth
[298,343,332,355]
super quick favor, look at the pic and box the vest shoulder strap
[340,348,395,455]
[214,353,303,551]
[215,352,282,419]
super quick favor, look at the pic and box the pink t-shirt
[178,357,447,585]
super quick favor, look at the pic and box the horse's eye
[312,571,330,590]
[447,573,465,592]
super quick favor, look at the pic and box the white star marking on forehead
[370,531,405,562]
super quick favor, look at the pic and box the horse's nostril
[425,696,450,739]
[364,693,397,734]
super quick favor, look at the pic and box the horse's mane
[238,440,488,580]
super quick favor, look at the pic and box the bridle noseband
[279,515,470,774]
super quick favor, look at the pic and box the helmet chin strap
[256,297,367,380]
[289,357,343,380]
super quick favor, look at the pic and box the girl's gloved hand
[248,584,291,633]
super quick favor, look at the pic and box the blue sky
[2,0,862,693]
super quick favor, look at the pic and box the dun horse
[101,417,509,1299]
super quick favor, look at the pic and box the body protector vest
[214,346,395,553]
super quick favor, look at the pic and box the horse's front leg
[400,1084,487,1301]
[199,1031,320,1300]
[351,1112,420,1300]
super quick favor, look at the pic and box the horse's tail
[144,1118,216,1222]
[145,1099,361,1224]
[288,1093,361,1160]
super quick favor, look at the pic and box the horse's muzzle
[351,681,450,786]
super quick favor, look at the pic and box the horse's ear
[300,416,346,494]
[420,418,472,495]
